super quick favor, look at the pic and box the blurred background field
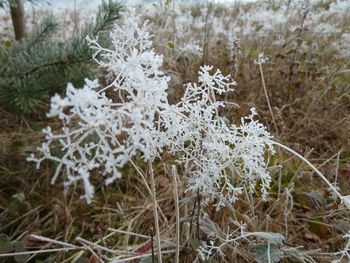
[0,0,350,262]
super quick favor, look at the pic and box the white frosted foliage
[28,10,274,206]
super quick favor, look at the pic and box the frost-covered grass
[144,0,350,156]
[1,0,350,262]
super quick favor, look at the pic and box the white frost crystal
[29,10,274,205]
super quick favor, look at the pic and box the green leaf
[1,40,12,47]
[164,0,172,9]
[9,135,25,152]
[248,49,259,59]
[296,37,303,47]
[286,48,297,55]
[73,256,89,263]
[7,192,26,211]
[190,239,200,249]
[251,232,285,244]
[167,41,174,49]
[0,236,13,253]
[13,241,30,263]
[333,219,350,234]
[206,258,220,263]
[140,256,158,263]
[283,247,320,262]
[12,192,26,203]
[254,243,283,263]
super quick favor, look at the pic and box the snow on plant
[28,10,275,207]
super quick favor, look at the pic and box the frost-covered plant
[178,41,203,56]
[28,11,171,203]
[164,75,274,206]
[198,220,250,259]
[145,0,350,62]
[28,9,274,208]
[198,218,286,261]
[332,232,350,263]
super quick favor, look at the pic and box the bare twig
[112,250,176,263]
[75,236,117,254]
[31,234,79,249]
[108,228,150,240]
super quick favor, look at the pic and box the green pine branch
[0,0,125,115]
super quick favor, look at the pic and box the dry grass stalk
[148,160,162,263]
[171,165,180,263]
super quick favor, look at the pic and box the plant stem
[148,160,162,263]
[272,141,342,200]
[197,190,201,240]
[172,0,176,57]
[258,61,279,135]
[151,227,155,263]
[172,165,180,263]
